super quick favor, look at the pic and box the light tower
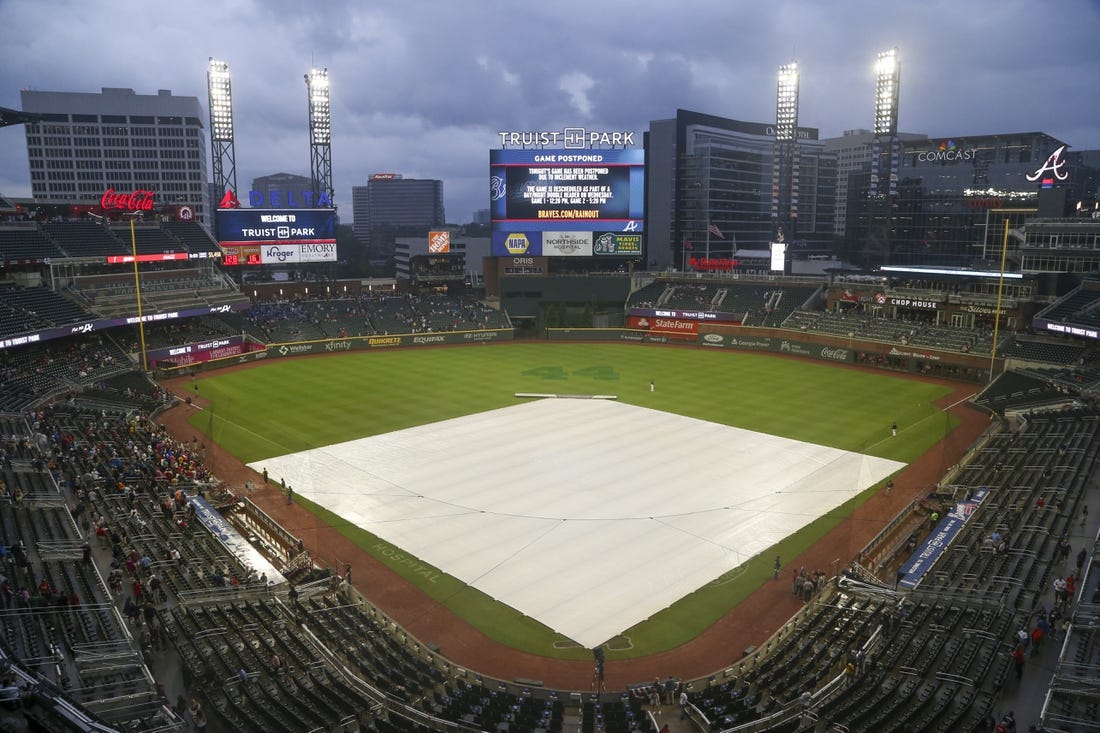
[305,67,333,205]
[772,61,800,239]
[870,48,901,198]
[207,58,238,205]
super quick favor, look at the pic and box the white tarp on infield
[250,399,903,649]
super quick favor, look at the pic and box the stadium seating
[779,309,1001,355]
[0,225,65,261]
[160,221,221,254]
[42,221,128,257]
[997,338,1086,365]
[70,266,248,318]
[0,319,1097,732]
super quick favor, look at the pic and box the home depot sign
[428,231,451,253]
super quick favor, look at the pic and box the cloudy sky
[2,0,1098,222]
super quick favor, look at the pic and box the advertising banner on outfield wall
[546,328,666,343]
[627,315,698,339]
[694,333,853,363]
[265,329,513,358]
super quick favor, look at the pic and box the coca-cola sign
[101,188,156,212]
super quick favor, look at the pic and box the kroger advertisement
[489,148,645,255]
[216,209,337,264]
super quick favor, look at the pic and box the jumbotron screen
[216,208,337,265]
[489,148,645,257]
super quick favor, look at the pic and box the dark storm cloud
[1,0,1098,222]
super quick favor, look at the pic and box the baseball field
[186,342,959,659]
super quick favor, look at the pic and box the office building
[251,172,314,208]
[844,132,1077,267]
[824,129,929,237]
[21,87,210,224]
[352,175,445,253]
[644,109,836,269]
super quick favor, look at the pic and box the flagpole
[706,224,711,261]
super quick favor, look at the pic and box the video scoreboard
[489,148,645,257]
[216,208,337,265]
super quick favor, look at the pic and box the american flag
[707,223,725,240]
[682,236,692,251]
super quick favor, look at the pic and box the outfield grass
[188,342,958,659]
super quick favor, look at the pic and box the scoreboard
[489,148,644,257]
[216,208,337,264]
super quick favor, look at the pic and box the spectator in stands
[1030,625,1043,654]
[1053,576,1067,606]
[0,675,22,711]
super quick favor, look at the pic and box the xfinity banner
[266,329,514,357]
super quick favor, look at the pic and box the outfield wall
[162,323,994,382]
[546,326,996,381]
[696,325,996,381]
[156,328,514,376]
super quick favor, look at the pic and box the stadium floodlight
[207,57,238,204]
[306,67,334,205]
[207,59,234,141]
[306,67,331,145]
[775,62,799,141]
[873,48,900,136]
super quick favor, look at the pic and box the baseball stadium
[0,56,1099,733]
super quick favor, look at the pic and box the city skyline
[1,0,1098,223]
